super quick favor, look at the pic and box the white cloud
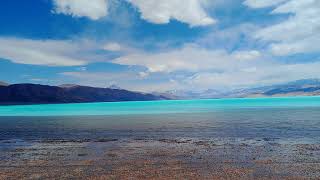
[103,42,122,51]
[186,61,320,89]
[113,44,261,73]
[270,35,320,56]
[61,59,320,92]
[53,0,109,20]
[138,71,149,78]
[243,0,288,8]
[51,0,216,26]
[0,38,90,66]
[232,50,261,61]
[128,0,216,27]
[61,71,173,92]
[246,0,320,56]
[61,71,137,82]
[111,42,320,90]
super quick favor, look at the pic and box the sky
[0,0,319,92]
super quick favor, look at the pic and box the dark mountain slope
[0,84,165,105]
[0,81,9,86]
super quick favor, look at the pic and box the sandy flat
[1,138,319,179]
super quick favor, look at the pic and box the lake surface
[0,96,320,142]
[1,96,320,116]
[1,96,320,179]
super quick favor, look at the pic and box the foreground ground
[1,138,320,179]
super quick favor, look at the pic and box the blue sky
[0,0,319,92]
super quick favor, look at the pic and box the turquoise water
[1,96,320,116]
[1,97,319,179]
[0,96,320,143]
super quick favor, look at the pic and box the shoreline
[1,137,320,179]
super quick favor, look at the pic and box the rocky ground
[1,138,320,179]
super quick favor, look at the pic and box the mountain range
[0,81,9,86]
[1,79,320,105]
[160,79,320,99]
[0,83,165,105]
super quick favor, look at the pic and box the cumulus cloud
[52,0,109,20]
[113,44,261,73]
[111,40,320,90]
[52,0,216,26]
[128,0,216,27]
[0,38,92,66]
[246,0,320,56]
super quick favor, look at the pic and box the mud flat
[1,138,320,179]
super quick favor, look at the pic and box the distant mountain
[58,84,79,88]
[159,89,222,99]
[0,81,9,86]
[0,83,166,105]
[243,79,320,97]
[2,79,319,105]
[108,84,122,90]
[163,79,320,99]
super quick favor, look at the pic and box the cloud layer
[53,0,109,20]
[113,44,261,73]
[0,38,89,66]
[128,0,215,27]
[52,0,215,27]
[246,0,320,56]
[243,0,287,8]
